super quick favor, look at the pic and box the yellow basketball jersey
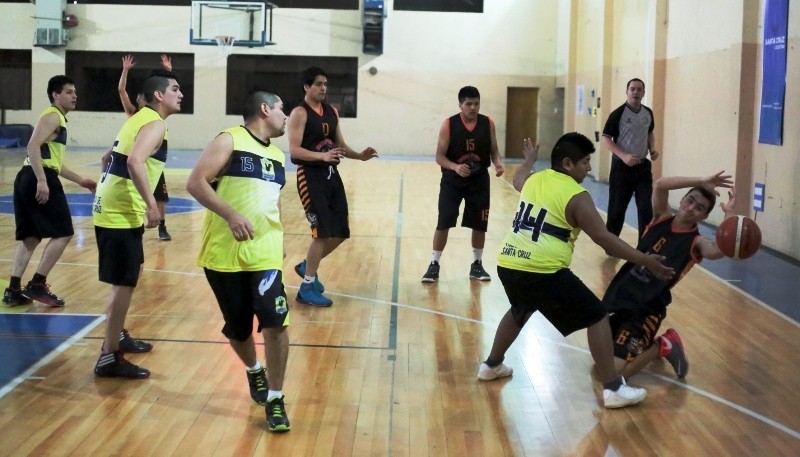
[24,106,67,173]
[497,169,585,273]
[197,126,287,272]
[92,107,168,228]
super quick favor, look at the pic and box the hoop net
[215,35,236,56]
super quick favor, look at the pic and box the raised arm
[118,55,137,116]
[511,138,538,192]
[652,171,733,219]
[160,54,172,72]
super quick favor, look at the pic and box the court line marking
[0,313,105,400]
[0,262,797,439]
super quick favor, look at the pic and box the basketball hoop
[214,35,236,56]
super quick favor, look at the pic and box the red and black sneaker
[661,328,689,378]
[3,287,33,307]
[21,282,65,307]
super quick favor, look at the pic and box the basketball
[63,13,79,28]
[715,215,762,259]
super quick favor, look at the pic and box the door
[505,87,539,159]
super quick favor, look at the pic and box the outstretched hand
[160,54,172,72]
[719,185,737,214]
[702,171,734,196]
[360,146,379,161]
[122,54,136,71]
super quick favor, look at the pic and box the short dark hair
[550,132,595,170]
[627,78,645,90]
[47,75,74,103]
[684,187,717,215]
[142,70,178,104]
[242,91,281,122]
[458,86,480,103]
[302,66,328,89]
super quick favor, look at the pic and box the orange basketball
[715,215,762,259]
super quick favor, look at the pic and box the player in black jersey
[603,171,737,379]
[421,86,504,283]
[288,67,378,307]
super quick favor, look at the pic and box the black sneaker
[266,396,291,432]
[421,261,440,283]
[119,329,153,353]
[469,260,491,281]
[158,225,172,241]
[94,351,150,379]
[3,287,32,307]
[21,282,65,307]
[247,366,269,405]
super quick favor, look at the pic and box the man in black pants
[601,78,660,242]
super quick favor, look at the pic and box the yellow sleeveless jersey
[92,107,168,228]
[24,106,67,173]
[197,126,287,272]
[497,169,585,273]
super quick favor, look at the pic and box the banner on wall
[758,0,789,145]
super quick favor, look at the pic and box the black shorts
[95,226,145,287]
[296,165,350,239]
[436,169,490,232]
[153,172,169,203]
[609,309,666,361]
[497,266,607,336]
[13,166,74,240]
[203,269,290,341]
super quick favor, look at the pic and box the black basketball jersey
[603,215,702,315]
[444,113,492,174]
[293,101,338,167]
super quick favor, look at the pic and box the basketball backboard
[190,1,276,47]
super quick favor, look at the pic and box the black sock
[603,376,623,391]
[31,273,46,284]
[9,276,22,289]
[484,357,504,367]
[159,220,166,228]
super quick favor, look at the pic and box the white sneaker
[477,362,513,381]
[603,378,647,409]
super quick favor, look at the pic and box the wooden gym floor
[0,148,798,456]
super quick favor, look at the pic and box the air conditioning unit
[34,27,69,47]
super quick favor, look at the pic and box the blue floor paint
[0,194,204,217]
[0,314,101,388]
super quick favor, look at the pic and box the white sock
[431,250,443,263]
[303,275,315,284]
[473,248,483,262]
[268,390,283,400]
[247,360,262,371]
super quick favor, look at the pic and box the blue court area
[0,193,203,217]
[0,313,103,396]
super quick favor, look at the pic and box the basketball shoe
[421,261,440,283]
[658,328,689,378]
[477,362,513,381]
[94,351,150,379]
[21,282,65,307]
[469,260,491,281]
[119,329,153,353]
[266,396,291,432]
[603,378,648,409]
[3,287,32,307]
[294,260,325,292]
[246,366,269,405]
[296,282,332,307]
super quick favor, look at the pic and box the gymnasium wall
[0,1,562,156]
[563,0,800,259]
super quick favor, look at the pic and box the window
[394,0,483,13]
[226,55,358,117]
[65,51,194,113]
[0,49,32,110]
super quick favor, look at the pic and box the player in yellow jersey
[92,70,182,379]
[3,75,96,308]
[478,133,674,409]
[187,91,291,432]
